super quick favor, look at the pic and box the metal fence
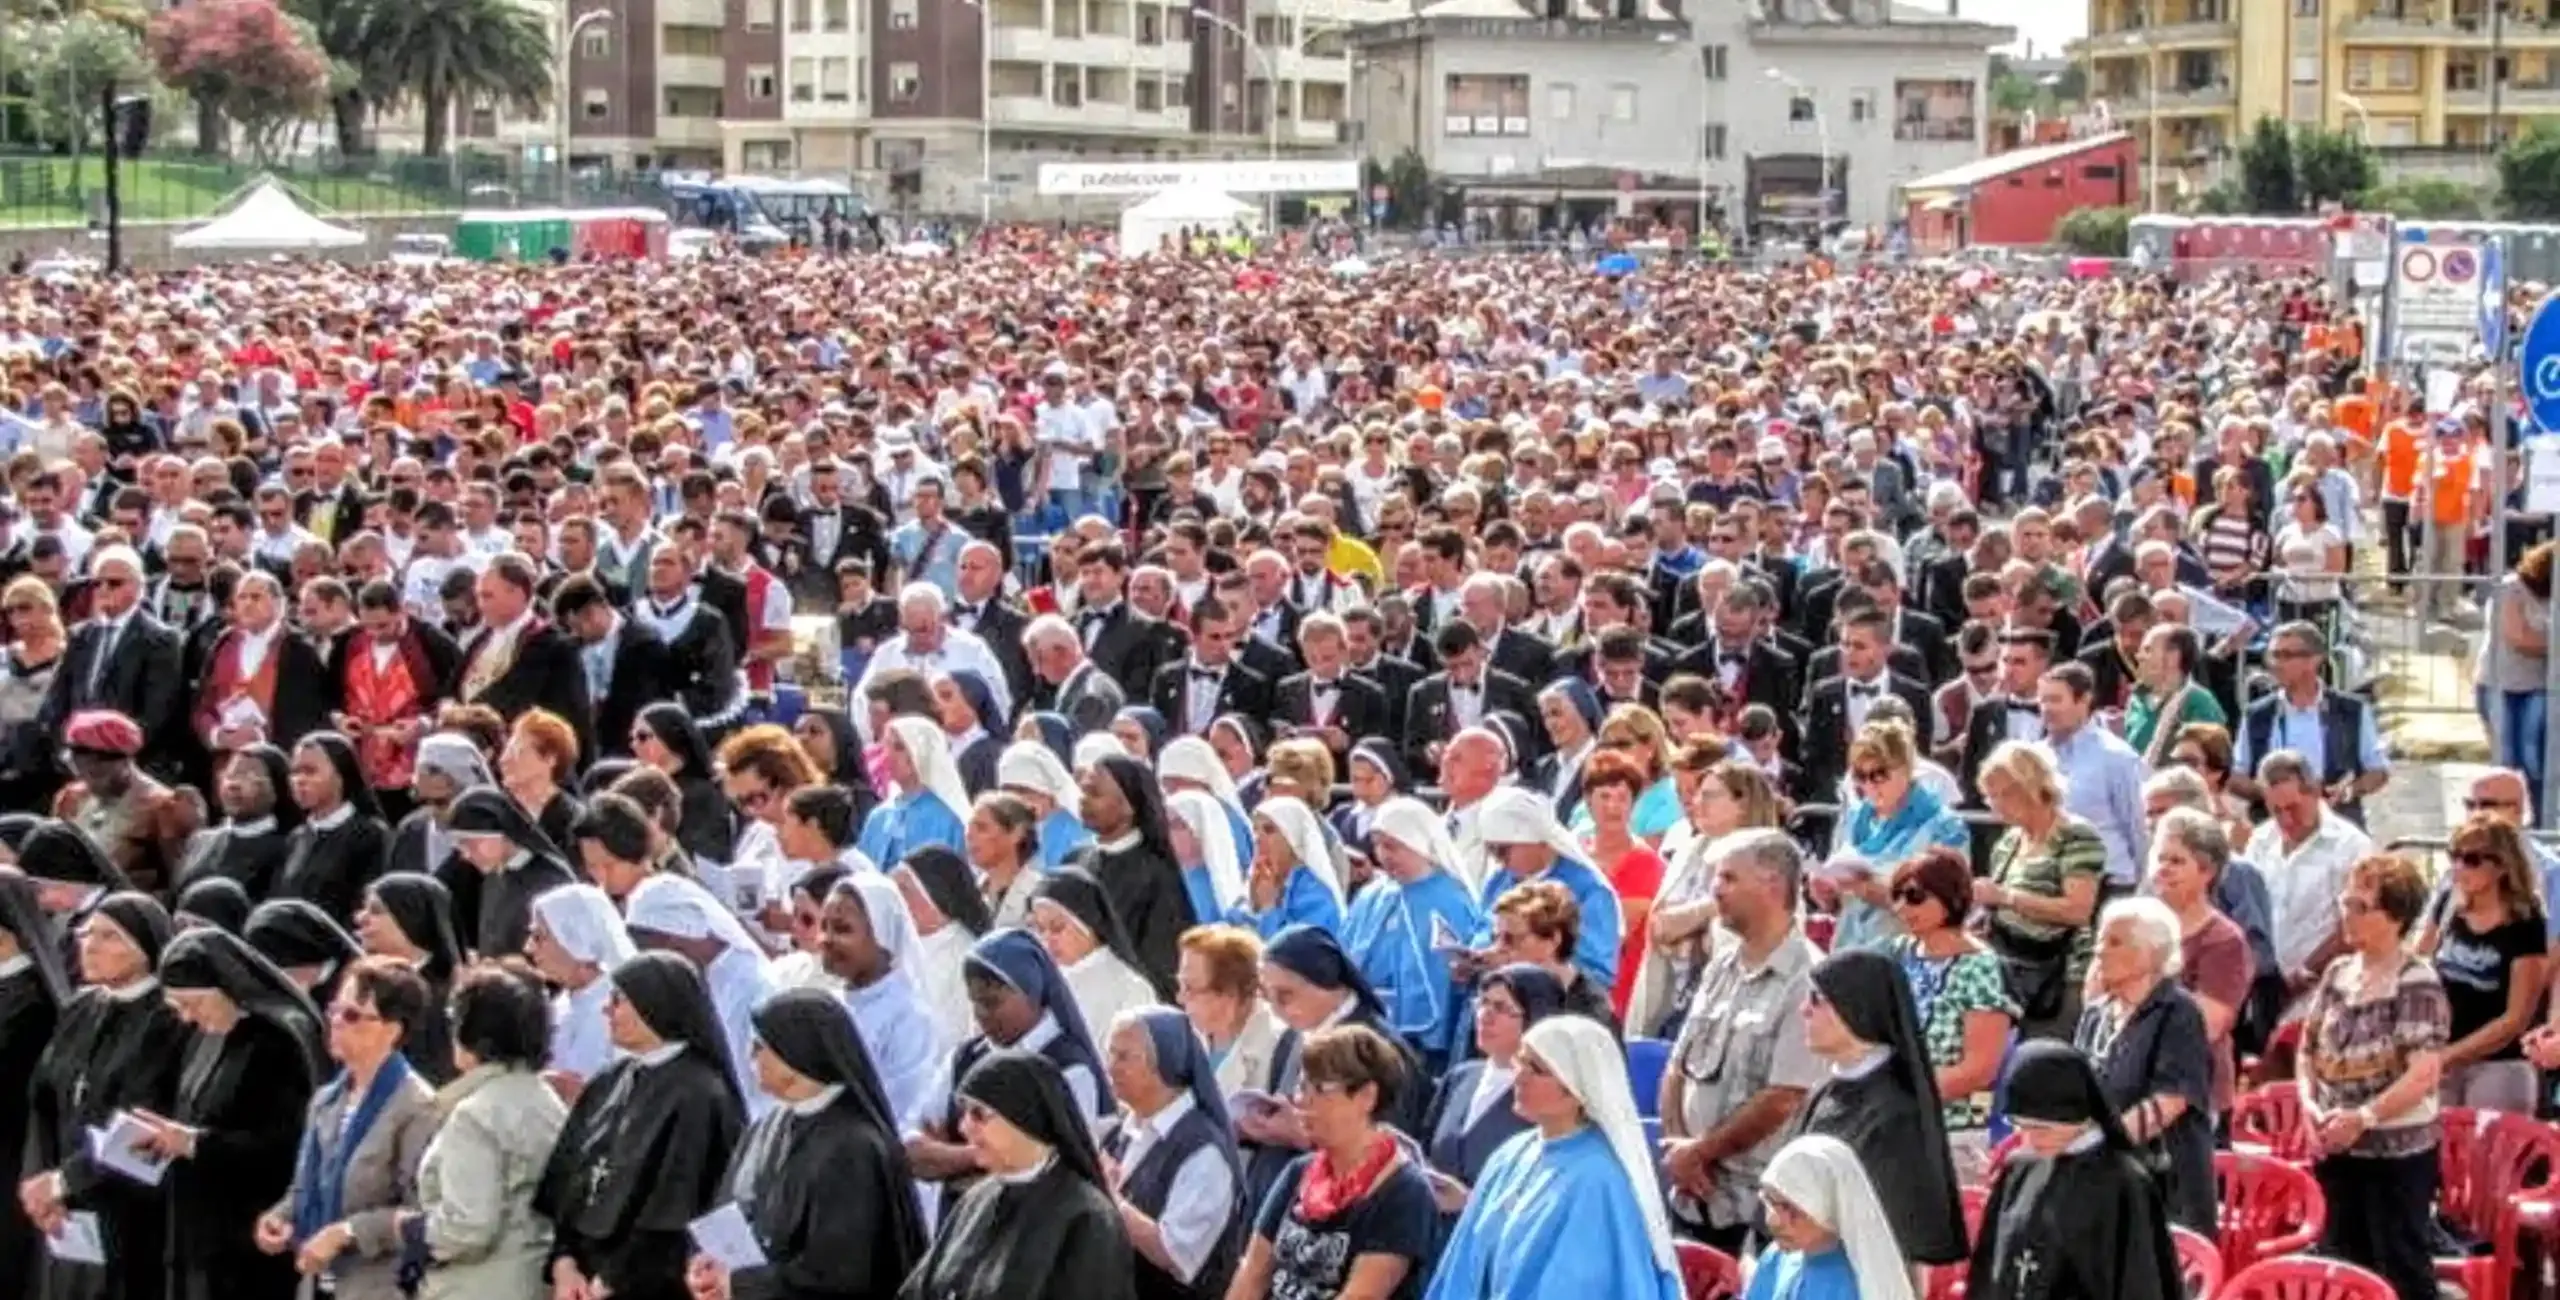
[0,149,668,227]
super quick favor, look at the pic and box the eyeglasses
[329,1003,383,1026]
[1851,766,1890,785]
[1890,886,1931,907]
[94,576,133,590]
[2267,648,2315,661]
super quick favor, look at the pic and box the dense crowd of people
[0,239,2525,1300]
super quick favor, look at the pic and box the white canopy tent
[1115,186,1255,258]
[172,179,365,253]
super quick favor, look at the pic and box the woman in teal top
[1824,719,1969,952]
[1745,1134,1918,1300]
[855,716,971,869]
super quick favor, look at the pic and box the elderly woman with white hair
[2144,807,2257,1131]
[2072,895,2220,1235]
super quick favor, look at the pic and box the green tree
[2356,176,2486,219]
[2054,205,2132,257]
[145,0,329,162]
[20,12,146,149]
[2500,119,2560,219]
[286,0,399,156]
[367,0,550,158]
[2239,114,2297,213]
[2191,179,2248,214]
[2293,125,2376,207]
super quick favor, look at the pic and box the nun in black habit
[535,950,746,1300]
[172,878,253,935]
[22,891,190,1300]
[443,787,580,960]
[0,812,44,862]
[145,928,326,1300]
[1966,1041,2182,1300]
[1068,755,1194,1000]
[18,822,129,956]
[1784,948,1969,1268]
[273,733,393,928]
[897,1049,1139,1300]
[244,898,362,1008]
[355,874,465,1085]
[633,704,740,867]
[689,988,928,1300]
[0,868,69,1296]
[172,743,297,899]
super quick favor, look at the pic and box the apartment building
[1351,0,2009,235]
[2075,0,2549,198]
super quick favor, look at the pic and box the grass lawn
[0,155,460,226]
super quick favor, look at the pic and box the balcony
[989,93,1192,133]
[1893,117,1978,142]
[2443,83,2560,109]
[662,54,726,87]
[1749,15,2013,45]
[657,116,725,147]
[661,0,726,25]
[2072,19,2238,53]
[2152,80,2236,110]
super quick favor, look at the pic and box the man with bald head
[949,539,1031,706]
[1439,726,1509,888]
[43,543,188,776]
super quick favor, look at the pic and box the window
[2383,49,2417,87]
[2292,53,2319,82]
[582,88,610,119]
[1139,7,1161,42]
[1850,90,1874,122]
[790,0,811,29]
[745,0,775,27]
[2082,163,2119,179]
[824,0,848,29]
[1892,78,1975,140]
[1054,66,1084,106]
[821,57,851,101]
[1548,83,1576,119]
[1609,83,1637,120]
[2293,0,2317,13]
[1138,77,1162,110]
[890,0,917,27]
[1443,73,1529,135]
[579,25,611,57]
[1702,44,1728,80]
[890,61,921,100]
[664,25,722,55]
[747,65,777,99]
[1701,121,1727,158]
[1788,91,1815,122]
[789,57,816,100]
[1168,75,1189,107]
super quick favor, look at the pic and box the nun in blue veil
[1344,796,1487,1072]
[1234,796,1347,940]
[855,717,972,869]
[1468,787,1626,990]
[948,928,1115,1126]
[1102,1006,1248,1300]
[1015,712,1078,768]
[1165,789,1247,928]
[1239,925,1428,1207]
[1424,964,1564,1199]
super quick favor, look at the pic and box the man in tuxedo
[1796,606,1932,804]
[556,574,674,761]
[43,544,188,781]
[1958,628,2056,806]
[1460,573,1556,685]
[1930,621,2005,770]
[950,541,1033,709]
[1551,571,1672,687]
[1800,587,1927,701]
[1669,579,1798,751]
[1074,540,1182,694]
[1239,549,1308,671]
[1341,606,1423,739]
[1851,557,1956,688]
[2077,589,2156,715]
[454,553,595,754]
[1218,570,1301,687]
[1403,619,1537,784]
[1027,613,1125,735]
[795,457,891,611]
[631,544,744,726]
[1146,597,1272,736]
[1273,611,1388,766]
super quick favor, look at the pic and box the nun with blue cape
[1468,786,1625,989]
[1158,737,1257,871]
[1100,1006,1249,1300]
[1239,924,1428,1208]
[1165,788,1247,927]
[855,717,971,870]
[996,740,1093,872]
[1425,1015,1682,1300]
[1234,796,1347,940]
[1343,796,1485,1068]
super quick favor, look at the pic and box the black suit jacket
[1350,654,1423,738]
[1801,644,1928,708]
[1485,627,1557,685]
[1895,610,1958,688]
[1795,672,1934,803]
[44,613,188,770]
[594,621,678,760]
[1146,659,1272,737]
[1921,550,1972,632]
[695,568,751,664]
[1959,696,2046,807]
[1082,603,1180,696]
[1271,671,1389,761]
[797,502,890,607]
[1403,668,1537,782]
[953,599,1035,716]
[455,620,596,757]
[1241,602,1306,674]
[1669,636,1802,753]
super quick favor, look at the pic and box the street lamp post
[958,0,991,226]
[1763,66,1830,232]
[558,6,615,206]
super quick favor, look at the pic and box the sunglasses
[2453,850,2500,869]
[1890,886,1931,907]
[1851,766,1890,785]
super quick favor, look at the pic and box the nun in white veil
[996,740,1093,872]
[1240,795,1347,939]
[525,882,637,1090]
[1159,736,1257,867]
[1342,796,1487,1064]
[855,716,972,869]
[1747,1134,1919,1300]
[825,871,950,1133]
[623,871,776,1112]
[1472,786,1629,991]
[1426,1014,1683,1300]
[1166,788,1247,926]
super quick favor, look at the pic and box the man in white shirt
[1034,369,1103,523]
[850,583,1011,744]
[2244,749,2373,1006]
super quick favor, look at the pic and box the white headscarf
[1254,795,1346,906]
[623,872,763,957]
[887,716,974,829]
[1167,788,1246,914]
[1522,1015,1679,1278]
[1371,796,1464,879]
[998,740,1081,810]
[1073,731,1125,773]
[838,871,923,972]
[532,883,635,969]
[1760,1134,1917,1300]
[1479,785,1590,870]
[1158,735,1245,812]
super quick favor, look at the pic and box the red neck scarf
[1296,1131,1398,1222]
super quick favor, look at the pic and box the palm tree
[286,0,403,157]
[371,0,549,158]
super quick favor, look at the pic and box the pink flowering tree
[147,0,330,162]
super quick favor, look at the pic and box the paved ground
[2359,582,2490,854]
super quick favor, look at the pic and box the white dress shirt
[1114,1093,1235,1283]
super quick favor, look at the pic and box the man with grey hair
[1659,827,1820,1252]
[849,580,1011,743]
[2242,748,2372,1006]
[1021,612,1121,736]
[46,541,187,773]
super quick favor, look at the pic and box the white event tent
[172,179,366,254]
[1115,186,1256,258]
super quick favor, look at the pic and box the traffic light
[112,95,150,158]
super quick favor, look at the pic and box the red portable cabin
[570,208,670,261]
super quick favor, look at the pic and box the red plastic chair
[2436,1107,2490,1233]
[1675,1241,1742,1300]
[2433,1112,2560,1300]
[2214,1151,2327,1275]
[2170,1226,2225,1300]
[2230,1082,2312,1164]
[1924,1187,1996,1300]
[2220,1258,2394,1300]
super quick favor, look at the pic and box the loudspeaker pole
[99,83,121,273]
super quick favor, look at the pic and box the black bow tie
[1849,682,1882,699]
[1080,607,1109,625]
[2007,701,2041,716]
[1189,665,1223,682]
[1311,679,1340,694]
[1720,652,1749,668]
